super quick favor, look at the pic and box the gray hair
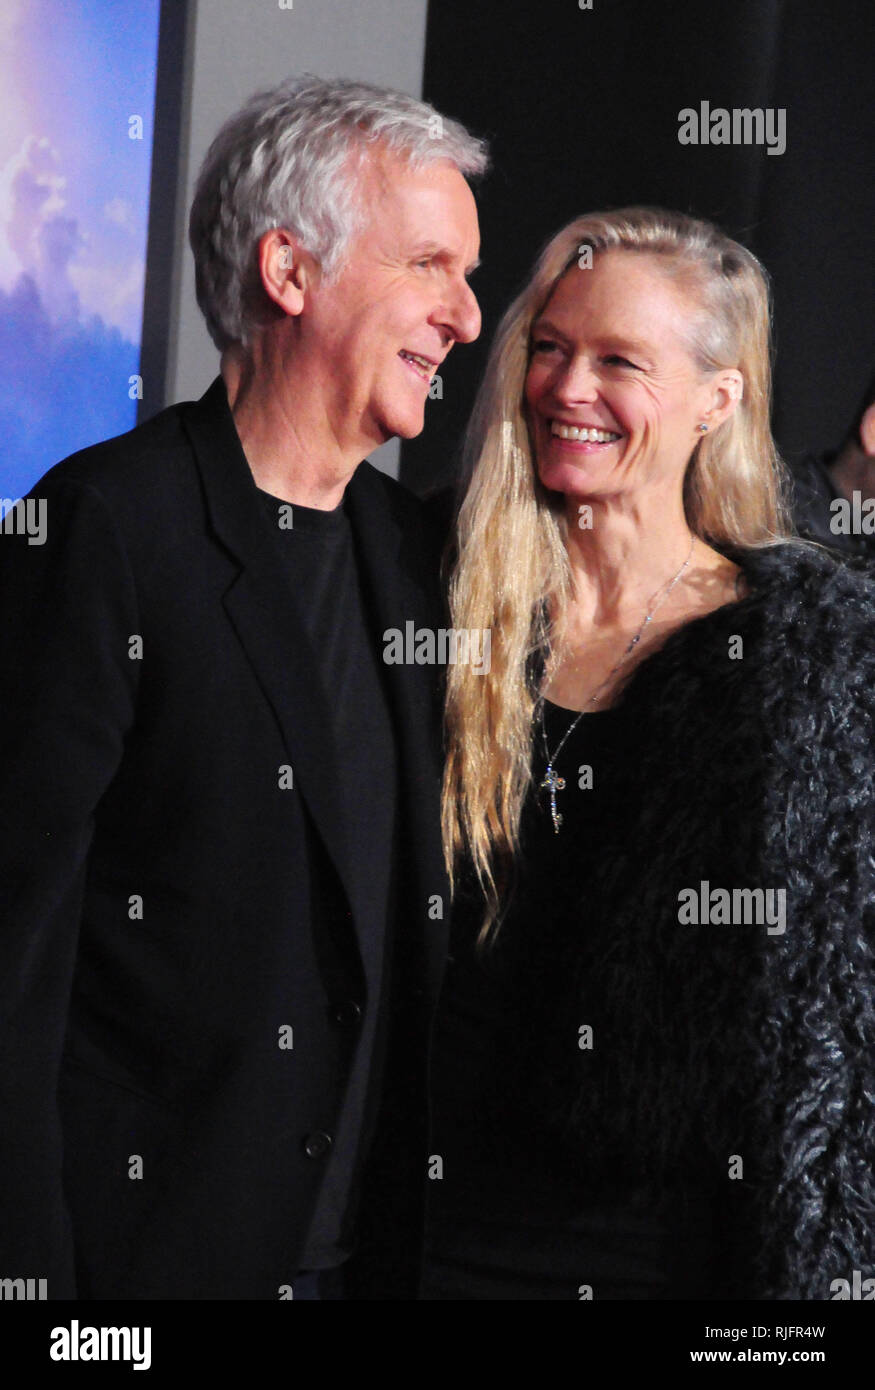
[189,74,489,350]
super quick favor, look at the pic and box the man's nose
[443,278,482,345]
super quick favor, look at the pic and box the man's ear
[257,228,313,318]
[858,401,875,458]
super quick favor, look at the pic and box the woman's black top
[422,698,725,1300]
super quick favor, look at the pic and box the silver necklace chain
[539,536,696,833]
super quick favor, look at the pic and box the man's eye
[415,258,434,269]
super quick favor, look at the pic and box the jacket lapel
[182,379,449,1001]
[182,377,359,920]
[344,464,450,1002]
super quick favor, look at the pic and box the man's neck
[221,350,369,510]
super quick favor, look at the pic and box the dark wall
[139,0,191,423]
[402,0,875,494]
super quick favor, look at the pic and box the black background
[401,0,875,494]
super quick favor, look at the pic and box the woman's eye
[604,354,640,369]
[532,339,560,354]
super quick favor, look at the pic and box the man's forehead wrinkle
[364,143,416,197]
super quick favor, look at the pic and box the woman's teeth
[399,350,435,380]
[551,423,621,442]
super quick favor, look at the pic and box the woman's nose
[553,356,599,403]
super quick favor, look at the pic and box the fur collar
[545,541,875,1298]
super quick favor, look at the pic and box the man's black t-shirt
[258,488,398,1270]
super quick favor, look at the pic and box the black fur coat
[537,541,875,1300]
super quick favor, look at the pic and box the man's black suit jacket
[0,378,449,1299]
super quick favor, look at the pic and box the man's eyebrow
[408,243,481,275]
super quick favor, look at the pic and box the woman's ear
[703,369,744,431]
[257,228,312,318]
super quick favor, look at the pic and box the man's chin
[381,410,427,443]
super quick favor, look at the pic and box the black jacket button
[332,1000,362,1026]
[303,1131,333,1160]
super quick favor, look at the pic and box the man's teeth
[551,422,621,442]
[399,350,435,377]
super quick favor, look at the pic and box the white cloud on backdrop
[1,134,145,341]
[0,0,160,496]
[0,134,140,494]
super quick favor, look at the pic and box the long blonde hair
[441,206,793,932]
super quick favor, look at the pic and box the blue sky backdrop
[0,0,161,506]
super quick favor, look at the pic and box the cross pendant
[540,765,566,833]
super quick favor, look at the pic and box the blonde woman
[422,208,875,1300]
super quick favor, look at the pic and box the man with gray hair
[0,76,486,1300]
